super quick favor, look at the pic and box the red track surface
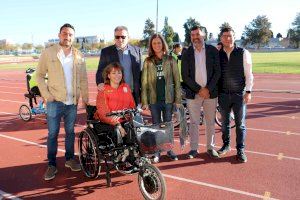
[0,71,299,200]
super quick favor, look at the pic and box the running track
[0,70,299,200]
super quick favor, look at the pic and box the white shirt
[224,48,254,91]
[58,49,74,105]
[194,45,207,88]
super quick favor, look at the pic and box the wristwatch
[246,91,251,94]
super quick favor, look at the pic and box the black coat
[181,44,220,99]
[95,44,142,103]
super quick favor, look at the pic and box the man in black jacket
[96,26,142,104]
[217,27,253,163]
[181,26,220,159]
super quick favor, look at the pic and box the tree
[142,18,155,48]
[276,33,283,38]
[34,45,44,53]
[183,17,201,46]
[288,12,300,48]
[242,15,272,49]
[172,32,180,43]
[22,43,33,50]
[161,17,175,49]
[217,22,232,41]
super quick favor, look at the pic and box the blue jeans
[218,92,247,150]
[149,102,173,125]
[46,101,77,166]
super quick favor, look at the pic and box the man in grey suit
[96,26,142,104]
[181,26,221,159]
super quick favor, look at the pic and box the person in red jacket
[94,62,135,137]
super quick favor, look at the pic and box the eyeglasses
[115,35,126,39]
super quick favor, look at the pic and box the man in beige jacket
[36,23,89,181]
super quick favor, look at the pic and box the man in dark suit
[181,26,220,159]
[96,26,142,103]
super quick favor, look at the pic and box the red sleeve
[95,89,118,125]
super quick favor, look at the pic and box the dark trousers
[218,92,247,150]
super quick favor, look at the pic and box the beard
[60,39,72,48]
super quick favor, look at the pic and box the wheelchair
[19,68,46,122]
[78,105,171,200]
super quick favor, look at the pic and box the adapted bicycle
[19,68,46,121]
[78,106,168,200]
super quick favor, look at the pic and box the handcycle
[19,68,46,122]
[78,105,169,200]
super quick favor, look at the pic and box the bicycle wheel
[78,127,101,178]
[215,106,236,129]
[19,104,32,121]
[138,163,166,200]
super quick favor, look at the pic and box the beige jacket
[36,44,89,104]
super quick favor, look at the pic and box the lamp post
[156,0,158,33]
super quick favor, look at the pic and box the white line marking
[1,111,300,160]
[247,127,300,136]
[249,113,299,120]
[249,102,300,109]
[254,95,300,100]
[162,174,279,200]
[0,99,25,104]
[176,140,300,161]
[0,133,279,199]
[0,189,22,200]
[0,91,24,95]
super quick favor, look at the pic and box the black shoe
[217,145,231,156]
[237,150,247,163]
[167,150,178,161]
[187,150,198,159]
[207,149,220,158]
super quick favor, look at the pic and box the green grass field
[251,51,300,74]
[0,51,299,74]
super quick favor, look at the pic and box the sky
[0,0,299,45]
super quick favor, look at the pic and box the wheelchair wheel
[138,163,166,200]
[19,104,32,121]
[215,106,236,129]
[78,128,101,178]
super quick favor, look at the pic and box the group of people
[36,23,253,181]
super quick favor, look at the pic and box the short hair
[102,62,125,85]
[220,27,235,36]
[147,33,169,57]
[59,23,75,33]
[114,26,128,33]
[191,25,201,32]
[173,43,181,49]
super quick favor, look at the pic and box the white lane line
[0,91,24,95]
[254,95,300,100]
[177,141,300,161]
[0,190,22,200]
[162,174,279,200]
[249,102,300,109]
[0,99,26,104]
[1,111,300,160]
[255,89,300,94]
[247,127,300,136]
[248,113,299,120]
[0,133,278,200]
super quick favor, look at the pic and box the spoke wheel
[215,106,236,129]
[78,128,101,178]
[19,104,32,121]
[138,163,166,200]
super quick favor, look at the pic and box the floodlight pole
[156,0,158,33]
